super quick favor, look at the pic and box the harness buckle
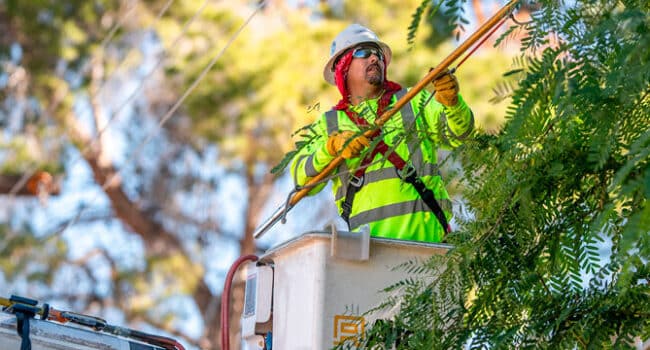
[349,175,364,188]
[396,164,416,181]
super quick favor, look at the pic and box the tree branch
[0,172,60,196]
[55,58,221,348]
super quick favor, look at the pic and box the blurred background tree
[0,0,518,349]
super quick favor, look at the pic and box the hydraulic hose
[220,254,259,350]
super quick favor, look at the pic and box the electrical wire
[90,0,207,140]
[99,0,138,51]
[51,0,265,238]
[95,0,176,94]
[9,0,175,203]
[104,0,264,188]
[79,0,209,166]
[6,0,167,199]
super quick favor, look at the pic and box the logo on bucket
[333,314,365,346]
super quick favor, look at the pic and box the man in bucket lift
[291,24,474,243]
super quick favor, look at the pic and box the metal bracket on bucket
[328,223,370,261]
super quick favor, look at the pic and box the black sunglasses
[352,46,384,61]
[331,45,385,71]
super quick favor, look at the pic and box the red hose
[220,254,259,350]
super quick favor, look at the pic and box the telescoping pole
[254,0,521,239]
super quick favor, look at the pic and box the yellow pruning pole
[255,0,521,239]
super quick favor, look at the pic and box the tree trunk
[221,130,276,350]
[60,59,221,349]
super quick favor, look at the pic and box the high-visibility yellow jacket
[291,88,474,242]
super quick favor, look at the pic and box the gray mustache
[367,64,381,72]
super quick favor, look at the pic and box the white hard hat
[323,24,392,85]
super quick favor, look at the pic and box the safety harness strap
[339,89,450,234]
[400,166,451,234]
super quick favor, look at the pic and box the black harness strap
[341,172,363,226]
[399,166,451,234]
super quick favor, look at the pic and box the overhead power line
[52,1,266,237]
[99,0,139,50]
[6,0,146,199]
[7,0,175,199]
[95,0,175,94]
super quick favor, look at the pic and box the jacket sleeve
[290,115,334,195]
[423,92,474,149]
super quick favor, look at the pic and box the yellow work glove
[432,71,459,107]
[326,131,370,159]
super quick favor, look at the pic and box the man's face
[346,44,385,87]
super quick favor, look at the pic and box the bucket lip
[261,231,452,260]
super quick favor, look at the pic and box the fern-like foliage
[407,0,470,47]
[356,1,650,349]
[270,123,319,174]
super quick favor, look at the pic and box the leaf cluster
[407,0,470,46]
[0,223,68,285]
[358,1,650,349]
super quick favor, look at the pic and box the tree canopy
[350,0,650,348]
[0,1,515,349]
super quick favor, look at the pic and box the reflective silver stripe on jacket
[349,197,453,229]
[395,89,424,168]
[325,110,339,135]
[294,154,309,181]
[304,154,319,177]
[334,162,440,201]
